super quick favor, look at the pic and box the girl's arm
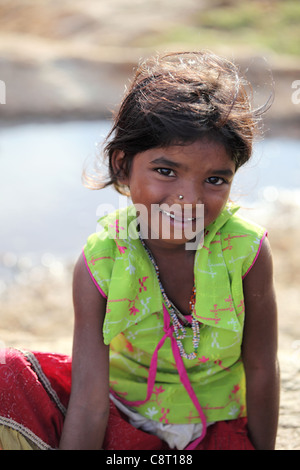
[242,236,280,450]
[59,253,110,449]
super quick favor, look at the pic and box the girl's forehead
[141,140,232,162]
[163,139,227,154]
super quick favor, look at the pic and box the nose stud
[178,195,184,200]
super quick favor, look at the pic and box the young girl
[0,51,279,451]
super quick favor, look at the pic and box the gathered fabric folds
[0,348,71,450]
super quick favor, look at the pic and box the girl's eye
[156,168,176,177]
[206,176,226,185]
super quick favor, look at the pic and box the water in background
[0,120,299,285]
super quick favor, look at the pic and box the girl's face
[118,139,235,250]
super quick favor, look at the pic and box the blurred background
[0,0,299,449]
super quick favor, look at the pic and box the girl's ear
[111,150,130,186]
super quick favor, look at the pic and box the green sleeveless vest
[83,203,266,426]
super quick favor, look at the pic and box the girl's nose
[177,182,203,206]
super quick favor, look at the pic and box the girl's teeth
[161,210,194,221]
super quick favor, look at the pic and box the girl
[0,51,279,450]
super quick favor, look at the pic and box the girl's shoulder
[82,206,147,299]
[84,204,139,257]
[222,212,268,279]
[206,203,267,244]
[205,205,268,280]
[221,210,267,240]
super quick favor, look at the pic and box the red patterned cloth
[0,348,70,449]
[0,349,254,450]
[103,402,255,450]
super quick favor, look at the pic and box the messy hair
[85,51,271,195]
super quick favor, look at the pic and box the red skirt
[0,349,254,450]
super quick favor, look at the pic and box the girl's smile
[155,203,203,242]
[116,138,235,250]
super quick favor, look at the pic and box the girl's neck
[141,236,195,261]
[140,236,196,315]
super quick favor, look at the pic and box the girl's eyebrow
[150,156,184,169]
[211,169,234,177]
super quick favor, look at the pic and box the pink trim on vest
[82,249,108,299]
[110,304,207,450]
[242,230,268,280]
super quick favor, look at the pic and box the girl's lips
[160,209,195,222]
[159,208,199,225]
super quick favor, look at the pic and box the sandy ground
[0,204,300,450]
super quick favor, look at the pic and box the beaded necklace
[139,236,200,360]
